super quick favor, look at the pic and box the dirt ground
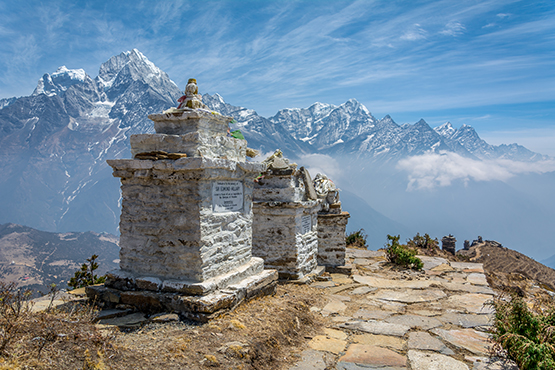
[1,283,328,370]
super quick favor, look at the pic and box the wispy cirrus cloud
[440,21,466,36]
[401,24,427,41]
[397,151,555,190]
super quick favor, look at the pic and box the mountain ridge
[0,223,119,293]
[0,49,553,262]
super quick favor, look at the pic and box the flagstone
[444,272,468,284]
[431,263,455,272]
[408,309,443,317]
[331,274,354,285]
[407,332,454,355]
[441,282,494,294]
[466,273,488,286]
[366,299,407,312]
[353,308,392,320]
[308,336,347,354]
[385,314,442,330]
[417,256,449,270]
[289,349,327,370]
[450,262,484,273]
[353,275,433,289]
[331,316,352,323]
[347,249,385,258]
[98,312,148,328]
[328,283,363,295]
[349,286,376,295]
[437,313,492,328]
[330,294,352,302]
[446,294,495,314]
[431,328,491,355]
[340,320,410,337]
[408,350,469,370]
[312,281,337,288]
[371,289,447,303]
[322,299,347,315]
[352,333,405,350]
[324,328,348,340]
[353,258,371,266]
[338,344,406,368]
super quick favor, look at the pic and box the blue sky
[1,0,554,155]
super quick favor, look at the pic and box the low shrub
[68,254,106,290]
[384,234,423,270]
[346,229,368,249]
[491,295,555,369]
[407,232,439,251]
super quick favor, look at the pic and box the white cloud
[298,154,344,183]
[397,151,555,190]
[400,24,427,41]
[440,21,466,36]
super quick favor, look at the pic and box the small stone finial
[175,78,207,110]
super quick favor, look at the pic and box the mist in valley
[299,152,555,262]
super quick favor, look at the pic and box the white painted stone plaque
[301,215,312,234]
[213,181,243,212]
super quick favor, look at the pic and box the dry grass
[2,283,326,369]
[0,288,110,369]
[104,284,326,370]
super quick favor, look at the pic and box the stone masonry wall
[317,212,350,267]
[131,133,247,162]
[252,203,319,279]
[110,157,262,282]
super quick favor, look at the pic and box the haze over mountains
[1,49,554,266]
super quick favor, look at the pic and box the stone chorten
[442,235,457,255]
[313,173,350,272]
[87,79,277,321]
[251,150,322,280]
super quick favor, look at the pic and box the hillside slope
[458,240,555,293]
[0,223,119,293]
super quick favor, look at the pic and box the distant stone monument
[441,235,457,255]
[463,240,470,250]
[87,79,277,321]
[251,150,322,280]
[313,173,350,272]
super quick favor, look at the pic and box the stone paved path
[290,249,519,370]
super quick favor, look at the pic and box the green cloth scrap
[230,130,245,140]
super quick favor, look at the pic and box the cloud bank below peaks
[397,151,555,190]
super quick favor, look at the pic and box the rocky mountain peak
[308,102,336,116]
[434,122,456,138]
[341,98,370,115]
[96,49,176,95]
[32,66,89,97]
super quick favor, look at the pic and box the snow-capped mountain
[0,49,551,240]
[434,122,545,161]
[0,49,180,234]
[205,95,543,162]
[201,93,308,154]
[0,97,16,110]
[33,66,88,96]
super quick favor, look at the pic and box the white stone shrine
[252,151,322,280]
[87,80,277,321]
[314,173,350,272]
